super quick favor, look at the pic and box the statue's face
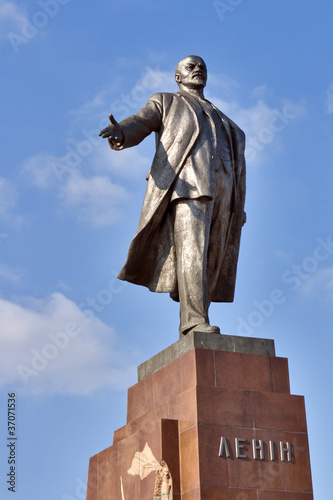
[175,56,207,90]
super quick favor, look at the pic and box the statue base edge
[138,331,275,381]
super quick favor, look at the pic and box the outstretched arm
[99,94,163,151]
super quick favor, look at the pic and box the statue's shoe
[184,323,220,335]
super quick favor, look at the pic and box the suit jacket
[111,91,246,302]
[170,95,235,202]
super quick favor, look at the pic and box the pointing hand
[99,114,124,147]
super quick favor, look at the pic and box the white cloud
[299,266,333,300]
[326,82,333,113]
[22,152,60,189]
[0,177,18,217]
[0,293,137,395]
[208,93,305,165]
[0,263,23,284]
[208,72,239,95]
[22,148,137,227]
[59,171,130,227]
[274,249,294,262]
[0,0,27,38]
[251,85,268,100]
[240,99,306,166]
[93,142,151,177]
[69,66,175,128]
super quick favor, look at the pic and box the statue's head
[175,55,207,90]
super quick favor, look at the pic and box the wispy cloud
[0,263,23,284]
[326,82,333,113]
[0,177,20,220]
[69,66,175,127]
[59,171,130,227]
[2,0,73,53]
[0,292,137,395]
[22,150,133,227]
[92,144,151,178]
[22,152,61,189]
[208,84,306,166]
[299,266,333,300]
[0,0,27,39]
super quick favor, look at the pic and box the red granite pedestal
[86,332,313,499]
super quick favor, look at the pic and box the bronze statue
[99,55,246,335]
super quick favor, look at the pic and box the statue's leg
[207,169,234,303]
[173,197,213,334]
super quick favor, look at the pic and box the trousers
[173,169,233,333]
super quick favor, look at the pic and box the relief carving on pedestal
[120,442,172,499]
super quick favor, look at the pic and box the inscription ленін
[219,437,292,462]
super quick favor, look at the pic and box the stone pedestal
[86,333,313,499]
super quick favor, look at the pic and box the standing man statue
[99,55,246,336]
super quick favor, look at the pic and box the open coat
[112,91,246,302]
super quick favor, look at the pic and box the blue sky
[0,0,332,498]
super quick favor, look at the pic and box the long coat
[111,90,246,302]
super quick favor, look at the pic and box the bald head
[175,55,207,92]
